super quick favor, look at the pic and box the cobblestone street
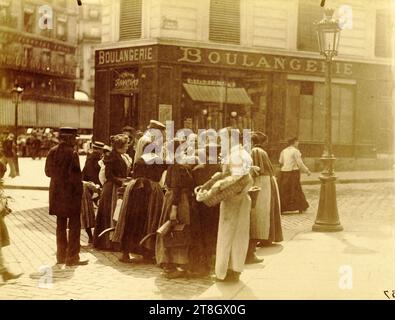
[1,182,393,299]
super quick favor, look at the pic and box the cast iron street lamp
[312,8,343,232]
[11,84,24,137]
[11,84,24,176]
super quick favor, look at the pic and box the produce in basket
[195,173,252,207]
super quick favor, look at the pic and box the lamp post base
[312,163,343,232]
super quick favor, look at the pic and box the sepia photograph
[0,0,394,305]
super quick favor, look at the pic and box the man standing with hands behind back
[45,127,88,266]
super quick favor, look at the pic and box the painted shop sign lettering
[113,71,139,90]
[177,47,353,76]
[97,47,153,66]
[0,31,74,54]
[0,52,75,77]
[186,78,236,88]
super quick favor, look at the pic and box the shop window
[209,0,240,45]
[57,53,65,66]
[286,81,354,144]
[24,10,35,33]
[23,46,33,61]
[119,0,142,40]
[375,11,392,58]
[41,51,51,66]
[297,0,322,52]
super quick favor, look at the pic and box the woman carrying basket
[214,130,253,282]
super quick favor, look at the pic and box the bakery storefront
[94,44,393,159]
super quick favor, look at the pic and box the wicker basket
[195,174,251,207]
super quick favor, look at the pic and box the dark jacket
[2,139,14,158]
[104,150,128,187]
[126,145,136,162]
[82,150,102,185]
[0,190,11,247]
[0,215,10,248]
[45,142,83,218]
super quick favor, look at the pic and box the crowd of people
[0,129,61,179]
[0,120,311,283]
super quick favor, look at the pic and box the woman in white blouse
[278,137,311,214]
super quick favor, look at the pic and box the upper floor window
[41,50,51,66]
[375,10,392,58]
[297,0,322,52]
[0,3,16,28]
[56,17,67,41]
[209,0,240,45]
[119,0,142,40]
[89,7,100,20]
[24,8,35,33]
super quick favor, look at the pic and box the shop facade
[94,43,393,160]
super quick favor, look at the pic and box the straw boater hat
[147,120,166,130]
[92,141,105,149]
[59,127,79,136]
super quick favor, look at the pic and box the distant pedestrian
[1,182,23,282]
[2,133,17,178]
[45,127,88,266]
[31,134,42,160]
[278,137,311,214]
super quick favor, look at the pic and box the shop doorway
[110,93,139,135]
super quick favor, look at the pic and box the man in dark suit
[45,127,88,266]
[82,141,104,186]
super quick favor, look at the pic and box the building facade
[94,0,394,162]
[76,0,102,99]
[0,0,93,133]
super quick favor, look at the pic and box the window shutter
[209,0,240,45]
[119,0,142,40]
[375,11,392,58]
[297,0,322,52]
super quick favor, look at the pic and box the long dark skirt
[93,181,117,250]
[156,190,208,273]
[140,181,165,253]
[278,170,309,212]
[196,202,219,269]
[120,178,151,255]
[80,183,96,229]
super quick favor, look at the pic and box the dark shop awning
[183,84,253,105]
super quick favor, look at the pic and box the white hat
[147,120,166,130]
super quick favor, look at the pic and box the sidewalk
[198,182,395,300]
[2,157,394,190]
[1,182,393,299]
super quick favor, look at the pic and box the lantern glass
[11,86,23,103]
[315,9,341,58]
